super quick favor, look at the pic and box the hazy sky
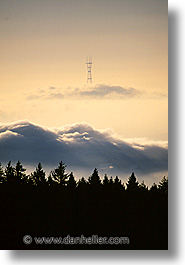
[0,0,168,141]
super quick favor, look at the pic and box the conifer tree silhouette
[68,172,76,188]
[15,160,26,184]
[5,161,15,183]
[150,182,158,192]
[109,176,113,185]
[50,161,68,186]
[88,168,101,187]
[31,162,46,187]
[126,172,139,192]
[158,176,168,194]
[139,180,148,192]
[0,163,4,184]
[77,177,88,189]
[103,173,109,186]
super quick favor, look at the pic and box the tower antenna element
[86,56,93,83]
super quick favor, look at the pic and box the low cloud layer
[74,85,138,98]
[0,121,168,176]
[26,84,140,100]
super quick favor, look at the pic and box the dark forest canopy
[0,160,168,250]
[0,160,168,192]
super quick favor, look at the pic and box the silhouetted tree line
[0,161,168,250]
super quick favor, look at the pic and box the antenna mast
[86,56,93,83]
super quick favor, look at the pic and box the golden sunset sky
[0,0,168,141]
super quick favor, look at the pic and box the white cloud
[0,130,22,139]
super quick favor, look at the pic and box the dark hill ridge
[0,120,168,175]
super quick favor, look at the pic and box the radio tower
[86,56,93,83]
